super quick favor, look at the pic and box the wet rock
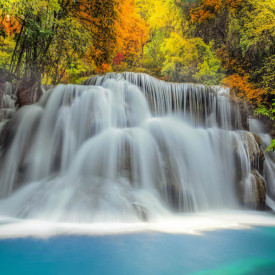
[0,118,18,154]
[252,133,265,175]
[253,170,266,209]
[237,170,266,210]
[166,180,184,211]
[234,131,267,209]
[17,85,42,107]
[238,131,265,175]
[117,136,133,183]
[157,141,186,211]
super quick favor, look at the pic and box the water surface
[1,226,275,275]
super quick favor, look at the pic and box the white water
[0,211,275,238]
[0,73,273,228]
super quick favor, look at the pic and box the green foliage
[255,98,275,121]
[161,34,223,84]
[228,0,275,103]
[0,0,274,109]
[250,55,275,94]
[177,0,275,113]
[255,106,275,119]
[0,0,120,85]
[138,0,223,84]
[0,36,14,70]
[137,0,187,76]
[256,100,275,155]
[0,0,86,84]
[142,30,165,75]
[234,0,275,58]
[44,16,91,84]
[66,59,96,84]
[266,139,275,152]
[194,41,223,84]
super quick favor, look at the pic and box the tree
[77,0,119,67]
[162,33,223,83]
[0,0,124,85]
[114,0,149,67]
[181,0,275,112]
[0,0,93,89]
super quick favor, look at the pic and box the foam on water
[0,211,275,239]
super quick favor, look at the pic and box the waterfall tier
[0,73,273,222]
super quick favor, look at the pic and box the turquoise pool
[0,227,275,274]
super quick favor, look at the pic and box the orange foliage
[217,38,265,104]
[216,46,244,73]
[114,0,149,64]
[224,0,243,10]
[75,0,119,66]
[76,0,148,68]
[97,62,112,74]
[223,73,266,103]
[190,0,242,23]
[0,13,20,35]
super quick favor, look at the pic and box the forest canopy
[0,0,274,118]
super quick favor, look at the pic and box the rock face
[239,170,266,210]
[0,82,17,123]
[251,170,266,209]
[234,131,266,209]
[17,84,43,107]
[0,82,50,123]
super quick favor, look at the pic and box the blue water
[0,227,275,275]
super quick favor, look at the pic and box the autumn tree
[75,0,118,69]
[179,0,275,114]
[114,0,149,68]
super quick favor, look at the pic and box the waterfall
[0,73,273,222]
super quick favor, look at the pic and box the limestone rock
[237,170,266,210]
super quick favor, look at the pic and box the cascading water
[0,73,273,223]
